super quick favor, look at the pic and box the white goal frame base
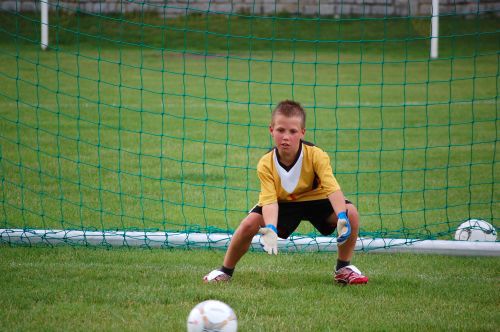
[1,229,498,256]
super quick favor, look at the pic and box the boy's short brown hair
[271,100,306,128]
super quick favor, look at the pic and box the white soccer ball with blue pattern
[187,300,237,332]
[454,219,497,241]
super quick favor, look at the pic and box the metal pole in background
[430,0,439,59]
[41,0,49,50]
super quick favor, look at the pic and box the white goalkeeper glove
[336,212,351,246]
[258,224,278,255]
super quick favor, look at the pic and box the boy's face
[270,114,305,158]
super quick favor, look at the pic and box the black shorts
[250,199,352,239]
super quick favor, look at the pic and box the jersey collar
[274,141,303,172]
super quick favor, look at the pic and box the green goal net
[0,1,498,251]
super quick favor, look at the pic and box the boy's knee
[347,205,360,230]
[238,215,261,236]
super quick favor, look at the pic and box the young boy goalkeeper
[204,100,368,285]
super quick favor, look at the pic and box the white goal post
[431,0,440,58]
[1,229,499,256]
[38,1,440,55]
[41,0,49,50]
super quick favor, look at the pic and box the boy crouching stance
[204,100,368,285]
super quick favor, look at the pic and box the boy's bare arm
[328,190,346,215]
[262,203,279,228]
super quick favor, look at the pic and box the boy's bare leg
[225,205,358,267]
[332,203,359,262]
[332,203,368,284]
[223,212,265,269]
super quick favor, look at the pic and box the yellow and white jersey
[257,141,341,206]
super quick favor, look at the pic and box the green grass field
[0,246,499,331]
[0,10,499,331]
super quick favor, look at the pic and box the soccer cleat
[334,265,369,285]
[203,269,232,283]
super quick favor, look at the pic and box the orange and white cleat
[203,269,232,283]
[334,265,369,285]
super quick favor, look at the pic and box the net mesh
[0,1,498,249]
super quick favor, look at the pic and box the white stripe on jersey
[273,148,304,194]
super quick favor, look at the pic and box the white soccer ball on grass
[454,219,497,241]
[187,300,237,332]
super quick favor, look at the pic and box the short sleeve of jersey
[312,147,340,194]
[257,154,278,206]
